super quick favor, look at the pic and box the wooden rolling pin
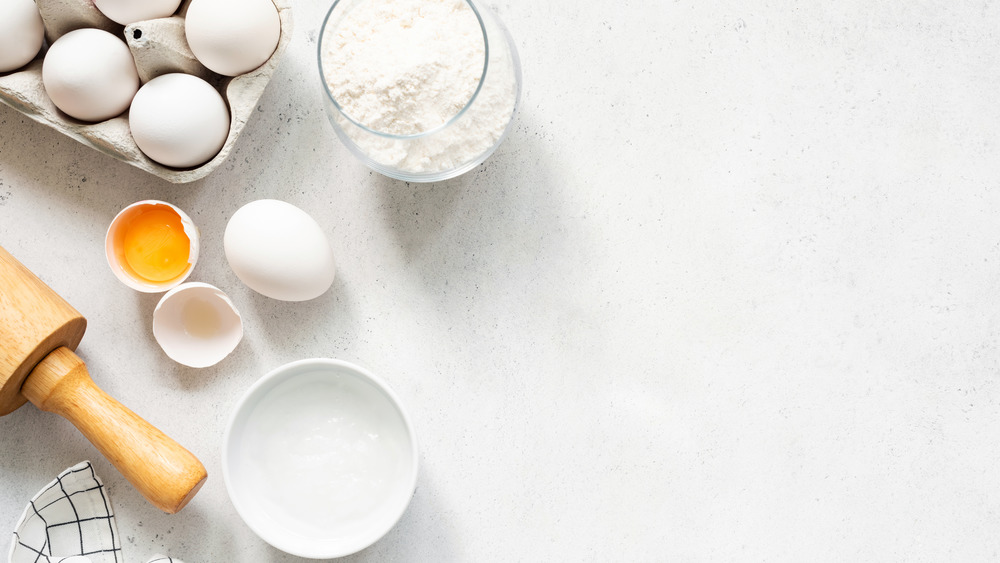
[0,245,206,513]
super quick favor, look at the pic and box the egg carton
[0,0,292,184]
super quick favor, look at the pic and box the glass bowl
[317,0,522,182]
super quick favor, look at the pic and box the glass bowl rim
[316,0,490,140]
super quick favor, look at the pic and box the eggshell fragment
[185,0,280,76]
[129,73,230,168]
[42,28,139,122]
[0,0,45,73]
[224,200,337,302]
[153,282,243,368]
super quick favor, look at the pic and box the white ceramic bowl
[223,359,418,559]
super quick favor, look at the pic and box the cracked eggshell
[0,0,45,73]
[153,282,243,368]
[95,0,182,25]
[106,200,200,293]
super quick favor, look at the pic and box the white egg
[153,282,243,368]
[225,200,337,302]
[128,73,231,168]
[42,29,139,122]
[185,0,280,76]
[0,0,44,73]
[94,0,182,25]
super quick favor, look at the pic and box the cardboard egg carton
[0,0,292,184]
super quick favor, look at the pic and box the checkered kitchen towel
[8,461,185,563]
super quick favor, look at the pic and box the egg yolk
[123,208,191,283]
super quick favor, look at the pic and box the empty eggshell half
[153,282,243,368]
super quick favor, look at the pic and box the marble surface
[3,0,1000,560]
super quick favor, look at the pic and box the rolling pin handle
[21,346,206,514]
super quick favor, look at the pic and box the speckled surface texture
[3,0,1000,561]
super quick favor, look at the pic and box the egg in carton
[0,0,292,184]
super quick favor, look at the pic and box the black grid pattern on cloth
[10,461,122,563]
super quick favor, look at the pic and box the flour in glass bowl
[320,0,518,175]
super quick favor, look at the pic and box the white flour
[321,0,517,175]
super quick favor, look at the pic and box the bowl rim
[317,1,523,182]
[316,0,490,140]
[221,358,419,559]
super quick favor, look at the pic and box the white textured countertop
[4,1,1000,560]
